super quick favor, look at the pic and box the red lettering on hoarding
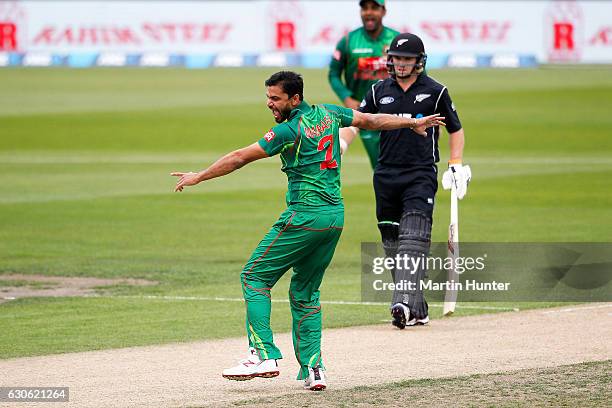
[33,27,53,44]
[590,27,612,46]
[421,22,440,41]
[33,26,141,45]
[420,21,511,43]
[143,24,162,41]
[32,23,232,46]
[440,22,454,41]
[491,21,510,41]
[200,23,231,42]
[306,26,357,46]
[276,21,295,50]
[113,28,141,44]
[78,28,98,44]
[181,24,196,41]
[0,22,17,50]
[553,23,574,50]
[311,26,334,44]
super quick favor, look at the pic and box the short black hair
[265,71,304,101]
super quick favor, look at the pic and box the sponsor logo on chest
[379,96,395,105]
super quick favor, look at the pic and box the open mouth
[364,17,377,29]
[271,108,281,121]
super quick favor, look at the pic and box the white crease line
[542,304,612,314]
[84,294,519,311]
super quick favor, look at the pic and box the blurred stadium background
[1,0,610,67]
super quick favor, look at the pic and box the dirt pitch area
[0,304,610,407]
[0,274,156,303]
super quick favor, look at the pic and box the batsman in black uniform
[355,33,471,329]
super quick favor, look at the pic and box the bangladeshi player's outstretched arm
[351,110,446,137]
[171,142,268,192]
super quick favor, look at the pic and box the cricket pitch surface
[1,304,610,407]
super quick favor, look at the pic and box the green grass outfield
[1,67,611,359]
[233,360,612,407]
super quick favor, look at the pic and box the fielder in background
[345,33,471,329]
[171,71,444,390]
[328,0,399,168]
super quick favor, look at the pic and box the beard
[272,106,292,123]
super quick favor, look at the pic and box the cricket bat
[443,186,460,316]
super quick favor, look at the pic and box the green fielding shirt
[328,26,399,103]
[258,101,354,208]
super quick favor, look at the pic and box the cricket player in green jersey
[328,0,399,168]
[171,71,444,391]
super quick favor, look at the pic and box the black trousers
[373,165,438,222]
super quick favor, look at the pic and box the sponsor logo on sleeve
[264,129,276,142]
[451,102,456,111]
[414,93,431,103]
[379,96,394,105]
[360,99,366,108]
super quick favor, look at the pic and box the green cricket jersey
[258,101,353,208]
[328,26,399,103]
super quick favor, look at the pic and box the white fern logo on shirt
[414,94,431,103]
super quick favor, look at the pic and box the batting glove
[442,161,472,199]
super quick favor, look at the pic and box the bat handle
[450,187,459,232]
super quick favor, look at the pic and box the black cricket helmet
[387,32,427,77]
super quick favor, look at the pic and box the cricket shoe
[222,348,279,381]
[391,303,410,329]
[407,299,429,326]
[303,366,326,391]
[406,314,430,326]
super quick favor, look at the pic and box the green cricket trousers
[360,129,380,169]
[241,205,343,380]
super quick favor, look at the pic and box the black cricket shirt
[359,73,462,168]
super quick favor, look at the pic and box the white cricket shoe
[406,299,429,326]
[222,348,279,381]
[303,366,326,391]
[407,314,430,326]
[392,302,429,329]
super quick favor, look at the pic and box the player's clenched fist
[171,171,200,192]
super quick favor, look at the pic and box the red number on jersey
[317,134,338,170]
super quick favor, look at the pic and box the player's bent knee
[378,221,399,254]
[399,210,432,245]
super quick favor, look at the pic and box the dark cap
[359,0,385,7]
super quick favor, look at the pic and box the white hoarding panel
[0,0,610,64]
